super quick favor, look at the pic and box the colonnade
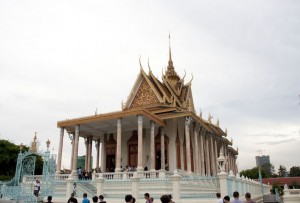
[56,116,237,176]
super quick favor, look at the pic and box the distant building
[256,155,270,167]
[77,155,93,171]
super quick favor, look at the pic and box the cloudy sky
[0,1,299,172]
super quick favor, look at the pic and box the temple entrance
[106,133,116,172]
[128,144,138,167]
[127,130,138,168]
[106,154,115,172]
[155,129,169,170]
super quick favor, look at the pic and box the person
[216,193,223,203]
[224,196,230,203]
[168,195,174,203]
[132,197,136,203]
[125,194,133,203]
[33,180,40,197]
[82,193,90,203]
[231,191,243,203]
[47,196,53,203]
[67,193,78,203]
[160,195,170,203]
[92,196,98,203]
[73,183,77,196]
[144,193,152,203]
[99,194,106,203]
[244,192,256,203]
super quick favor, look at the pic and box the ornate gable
[130,79,160,108]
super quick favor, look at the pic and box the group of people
[125,193,175,203]
[216,191,256,203]
[67,193,107,203]
[77,167,93,180]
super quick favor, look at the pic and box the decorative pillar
[214,138,218,174]
[96,174,105,196]
[171,170,182,202]
[199,129,205,175]
[160,127,165,170]
[150,121,155,171]
[194,126,199,173]
[210,135,216,175]
[70,134,75,171]
[205,134,211,175]
[115,118,122,172]
[96,139,100,172]
[85,138,88,171]
[72,125,80,177]
[101,134,107,172]
[137,115,143,172]
[56,127,64,174]
[185,117,192,173]
[88,137,92,172]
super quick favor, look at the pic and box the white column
[210,136,216,175]
[101,134,107,172]
[70,134,75,171]
[199,129,205,175]
[137,115,143,172]
[150,121,155,171]
[115,118,122,172]
[160,127,165,170]
[72,125,80,176]
[85,138,88,171]
[214,138,218,174]
[56,127,64,174]
[88,137,92,171]
[185,117,192,173]
[205,134,211,175]
[96,139,100,172]
[194,126,199,173]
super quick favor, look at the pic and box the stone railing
[96,170,173,180]
[283,188,300,203]
[22,174,69,183]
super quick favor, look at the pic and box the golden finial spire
[199,108,202,119]
[169,33,172,61]
[208,113,213,123]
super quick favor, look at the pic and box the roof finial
[169,33,172,61]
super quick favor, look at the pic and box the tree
[261,163,275,177]
[289,166,300,177]
[0,139,43,181]
[278,164,287,177]
[240,167,267,179]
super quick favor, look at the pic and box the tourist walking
[244,192,256,203]
[47,196,53,203]
[82,193,90,203]
[144,193,152,203]
[99,194,106,203]
[68,193,78,203]
[125,194,133,203]
[216,193,223,203]
[160,195,170,203]
[231,191,243,203]
[92,196,98,203]
[223,196,230,203]
[33,180,40,197]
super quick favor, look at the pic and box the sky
[0,0,299,172]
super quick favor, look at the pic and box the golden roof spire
[165,33,180,81]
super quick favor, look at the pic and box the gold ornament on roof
[208,113,213,123]
[199,108,202,119]
[29,132,38,152]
